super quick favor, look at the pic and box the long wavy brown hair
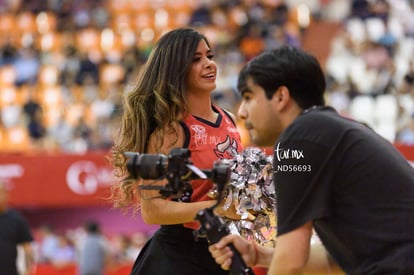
[110,28,210,210]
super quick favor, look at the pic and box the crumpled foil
[213,147,277,247]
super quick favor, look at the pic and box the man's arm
[268,221,312,274]
[269,221,334,274]
[209,221,343,274]
[20,242,35,275]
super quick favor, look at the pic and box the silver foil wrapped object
[217,147,277,247]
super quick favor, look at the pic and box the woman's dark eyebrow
[194,49,212,56]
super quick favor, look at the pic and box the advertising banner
[0,152,116,207]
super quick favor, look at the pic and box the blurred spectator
[27,108,46,148]
[326,77,351,116]
[13,46,40,86]
[238,21,265,60]
[78,220,111,275]
[189,2,212,26]
[73,116,92,141]
[402,61,414,93]
[37,224,59,264]
[396,113,414,145]
[90,4,110,29]
[47,113,74,151]
[66,117,92,153]
[89,90,115,123]
[66,130,89,153]
[349,0,371,19]
[1,99,23,129]
[371,0,391,23]
[264,25,288,50]
[109,234,131,264]
[49,235,76,268]
[395,60,414,144]
[72,2,92,29]
[22,87,41,121]
[75,52,99,86]
[0,180,35,275]
[124,232,148,262]
[270,2,290,26]
[0,39,18,65]
[81,75,99,104]
[119,46,144,83]
[59,45,80,87]
[54,0,75,31]
[109,232,148,264]
[88,117,115,151]
[345,74,362,99]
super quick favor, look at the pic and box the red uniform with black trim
[179,105,243,229]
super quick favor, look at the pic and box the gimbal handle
[195,207,255,275]
[194,161,254,275]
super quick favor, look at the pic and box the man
[78,220,110,275]
[0,180,35,275]
[209,46,414,274]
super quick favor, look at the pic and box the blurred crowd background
[1,0,414,274]
[24,222,149,275]
[1,0,413,154]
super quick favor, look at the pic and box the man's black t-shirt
[274,106,414,274]
[0,209,33,275]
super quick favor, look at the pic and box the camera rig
[125,148,254,275]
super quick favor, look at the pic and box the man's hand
[208,234,256,270]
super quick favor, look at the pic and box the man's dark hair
[237,46,326,109]
[85,220,100,234]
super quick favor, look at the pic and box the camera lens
[126,153,168,179]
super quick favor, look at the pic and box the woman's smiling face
[186,39,217,94]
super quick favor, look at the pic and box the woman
[111,28,243,274]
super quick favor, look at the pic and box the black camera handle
[194,165,255,275]
[195,206,255,275]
